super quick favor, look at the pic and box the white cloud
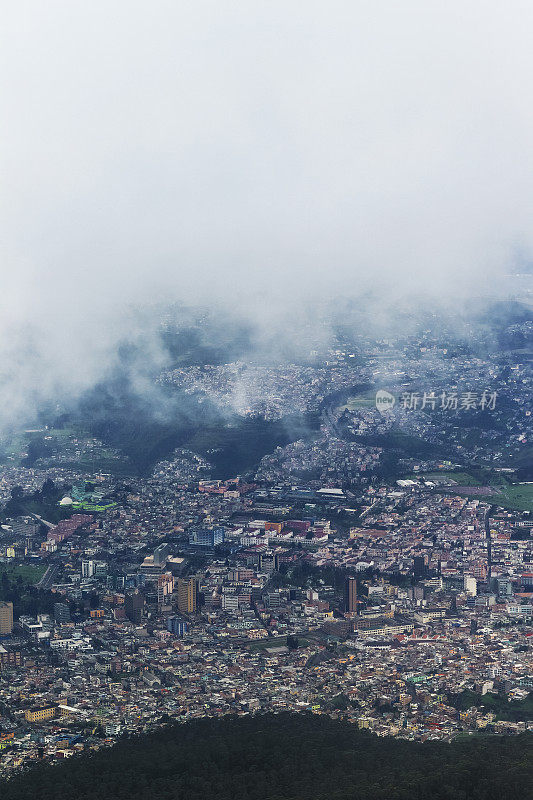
[0,1,532,422]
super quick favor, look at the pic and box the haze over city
[0,4,532,799]
[1,1,533,423]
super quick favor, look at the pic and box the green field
[0,563,47,585]
[71,502,117,511]
[491,483,533,512]
[57,454,134,476]
[358,431,445,458]
[246,636,290,651]
[0,427,133,476]
[413,470,533,512]
[9,499,72,525]
[336,391,377,412]
[409,471,482,486]
[0,427,75,465]
[182,414,319,479]
[246,635,313,651]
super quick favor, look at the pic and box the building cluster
[0,332,531,774]
[158,362,372,420]
[0,465,532,775]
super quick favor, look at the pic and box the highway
[35,563,60,590]
[28,513,54,529]
[484,504,495,583]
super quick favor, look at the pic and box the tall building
[167,616,188,637]
[54,602,71,624]
[177,577,198,614]
[81,559,95,579]
[153,543,170,566]
[413,556,427,579]
[188,527,225,547]
[0,602,13,635]
[260,552,279,574]
[125,590,144,624]
[94,561,108,578]
[140,556,165,579]
[494,577,512,597]
[0,643,22,669]
[344,577,357,614]
[157,573,174,604]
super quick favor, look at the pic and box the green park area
[336,390,377,412]
[3,712,532,800]
[410,471,482,486]
[0,427,132,477]
[0,427,75,467]
[411,470,533,513]
[0,562,47,586]
[450,689,533,722]
[491,482,533,513]
[69,500,117,512]
[246,635,314,652]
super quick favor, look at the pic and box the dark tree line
[0,572,56,619]
[1,712,532,800]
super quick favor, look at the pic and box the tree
[10,485,24,501]
[40,478,56,498]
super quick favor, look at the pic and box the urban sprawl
[0,332,532,773]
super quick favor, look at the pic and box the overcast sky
[1,2,533,422]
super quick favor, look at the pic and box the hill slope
[2,713,532,800]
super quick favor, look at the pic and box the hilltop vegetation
[449,689,533,722]
[1,713,532,800]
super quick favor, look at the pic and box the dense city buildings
[0,323,531,776]
[4,3,533,793]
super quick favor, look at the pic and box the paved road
[29,513,54,529]
[360,499,379,519]
[35,563,59,590]
[484,504,495,583]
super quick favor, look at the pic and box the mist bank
[2,2,533,438]
[0,293,523,479]
[1,292,531,436]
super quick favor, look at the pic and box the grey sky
[1,2,532,422]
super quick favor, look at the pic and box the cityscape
[0,318,532,779]
[2,2,533,798]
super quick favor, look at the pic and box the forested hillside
[1,713,532,800]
